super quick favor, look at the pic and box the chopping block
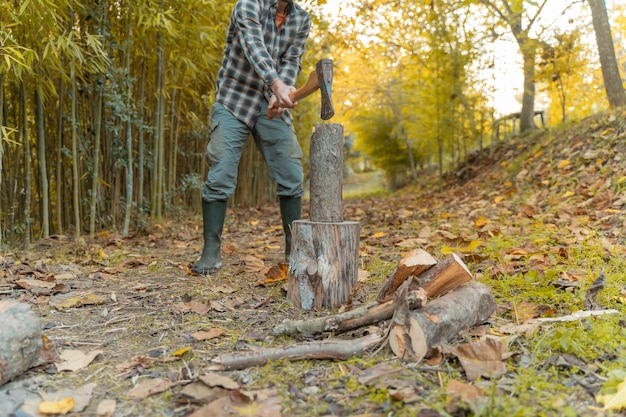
[287,123,360,310]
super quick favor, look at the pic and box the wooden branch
[211,333,383,370]
[377,249,437,302]
[274,286,427,337]
[0,301,43,385]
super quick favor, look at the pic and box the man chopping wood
[191,0,311,275]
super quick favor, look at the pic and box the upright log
[309,124,344,223]
[0,301,43,385]
[288,123,360,310]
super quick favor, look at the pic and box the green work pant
[202,102,304,203]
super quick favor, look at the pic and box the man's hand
[267,95,286,119]
[270,79,297,108]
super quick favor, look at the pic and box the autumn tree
[326,0,488,184]
[587,0,626,108]
[537,31,590,122]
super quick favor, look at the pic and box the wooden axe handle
[269,59,333,120]
[289,69,320,102]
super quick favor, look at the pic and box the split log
[416,252,473,298]
[274,286,427,337]
[211,333,383,370]
[408,281,495,353]
[377,249,437,302]
[0,301,43,385]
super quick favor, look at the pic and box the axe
[271,59,334,120]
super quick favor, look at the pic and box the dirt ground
[3,195,442,417]
[1,110,626,416]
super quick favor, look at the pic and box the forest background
[0,0,625,248]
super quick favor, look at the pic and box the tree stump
[288,123,360,310]
[0,301,43,385]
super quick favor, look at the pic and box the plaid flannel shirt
[215,0,311,127]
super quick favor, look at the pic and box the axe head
[316,59,334,120]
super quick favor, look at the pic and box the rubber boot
[280,196,301,260]
[191,200,227,275]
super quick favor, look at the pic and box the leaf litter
[0,109,625,416]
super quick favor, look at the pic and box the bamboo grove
[1,0,625,248]
[1,0,243,246]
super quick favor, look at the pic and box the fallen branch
[211,332,383,370]
[496,309,620,335]
[534,309,619,322]
[273,286,427,337]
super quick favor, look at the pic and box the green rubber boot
[280,197,301,260]
[191,200,227,275]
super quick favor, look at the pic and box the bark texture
[288,220,360,310]
[411,281,495,350]
[588,0,626,109]
[309,123,344,223]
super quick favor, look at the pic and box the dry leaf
[244,255,265,274]
[188,389,282,417]
[39,398,75,415]
[446,379,486,404]
[357,269,370,282]
[49,292,108,309]
[255,262,288,286]
[199,372,240,390]
[173,347,192,357]
[448,338,511,380]
[40,383,96,413]
[192,328,226,341]
[126,378,173,400]
[96,399,116,417]
[395,238,428,248]
[174,301,211,315]
[56,349,102,372]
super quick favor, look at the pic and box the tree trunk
[152,5,165,221]
[35,76,50,239]
[123,7,133,236]
[137,58,147,212]
[0,74,4,245]
[0,301,43,385]
[588,0,626,109]
[519,41,538,132]
[55,76,65,235]
[89,84,103,237]
[20,81,32,248]
[70,59,81,238]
